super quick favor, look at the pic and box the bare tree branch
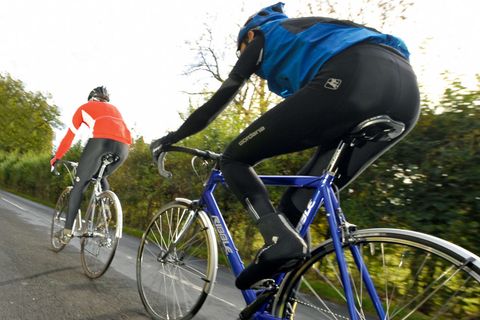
[182,0,414,120]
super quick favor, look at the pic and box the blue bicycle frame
[199,168,386,320]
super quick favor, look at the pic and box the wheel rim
[81,193,119,278]
[276,234,480,319]
[137,204,214,320]
[51,188,70,251]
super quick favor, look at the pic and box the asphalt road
[0,189,246,320]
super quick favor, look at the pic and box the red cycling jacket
[52,100,132,162]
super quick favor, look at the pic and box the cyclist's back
[53,100,131,160]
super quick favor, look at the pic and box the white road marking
[210,294,240,309]
[1,197,26,211]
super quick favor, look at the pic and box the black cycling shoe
[235,213,308,290]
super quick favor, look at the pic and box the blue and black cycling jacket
[257,17,409,97]
[165,17,410,144]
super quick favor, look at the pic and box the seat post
[326,140,349,175]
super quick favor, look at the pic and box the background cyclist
[150,2,420,289]
[50,86,131,244]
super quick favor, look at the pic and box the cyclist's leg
[224,43,420,289]
[222,100,338,288]
[97,140,129,191]
[63,139,120,239]
[222,65,359,289]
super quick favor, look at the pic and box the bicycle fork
[159,208,197,262]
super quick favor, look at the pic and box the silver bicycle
[50,154,123,278]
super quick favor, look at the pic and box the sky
[0,0,479,147]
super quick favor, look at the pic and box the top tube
[157,145,331,188]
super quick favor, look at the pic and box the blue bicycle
[136,115,480,319]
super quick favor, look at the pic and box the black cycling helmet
[88,86,110,102]
[237,2,288,51]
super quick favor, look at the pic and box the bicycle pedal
[250,279,276,290]
[79,232,94,238]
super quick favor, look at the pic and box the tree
[184,26,278,125]
[303,0,414,31]
[183,0,415,121]
[0,73,61,154]
[342,78,480,253]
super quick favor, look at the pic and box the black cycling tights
[65,138,129,230]
[220,43,420,225]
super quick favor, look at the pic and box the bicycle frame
[199,168,386,320]
[65,156,122,239]
[71,173,102,235]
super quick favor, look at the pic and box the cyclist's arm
[166,35,264,144]
[52,107,84,160]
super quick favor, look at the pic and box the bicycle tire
[273,228,480,320]
[80,190,121,279]
[136,199,218,320]
[50,187,72,252]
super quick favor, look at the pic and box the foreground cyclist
[51,86,131,244]
[151,2,420,289]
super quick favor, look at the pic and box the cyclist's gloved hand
[150,132,177,164]
[50,157,58,172]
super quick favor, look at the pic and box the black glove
[150,132,177,164]
[50,157,58,172]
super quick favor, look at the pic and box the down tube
[201,189,258,304]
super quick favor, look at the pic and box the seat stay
[322,176,387,319]
[322,180,360,320]
[350,245,387,319]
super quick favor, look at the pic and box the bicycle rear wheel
[136,200,218,320]
[274,228,480,320]
[50,187,72,252]
[80,190,121,279]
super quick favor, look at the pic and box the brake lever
[51,163,60,176]
[157,152,173,179]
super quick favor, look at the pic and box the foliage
[0,78,478,258]
[0,73,61,154]
[107,138,164,229]
[341,79,480,253]
[0,142,82,205]
[304,0,414,31]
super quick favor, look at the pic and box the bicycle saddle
[102,153,120,164]
[348,115,405,146]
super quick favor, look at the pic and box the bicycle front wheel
[50,187,72,252]
[274,228,480,320]
[80,190,122,279]
[136,200,218,320]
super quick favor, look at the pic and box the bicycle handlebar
[57,159,79,167]
[157,145,222,179]
[52,159,79,177]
